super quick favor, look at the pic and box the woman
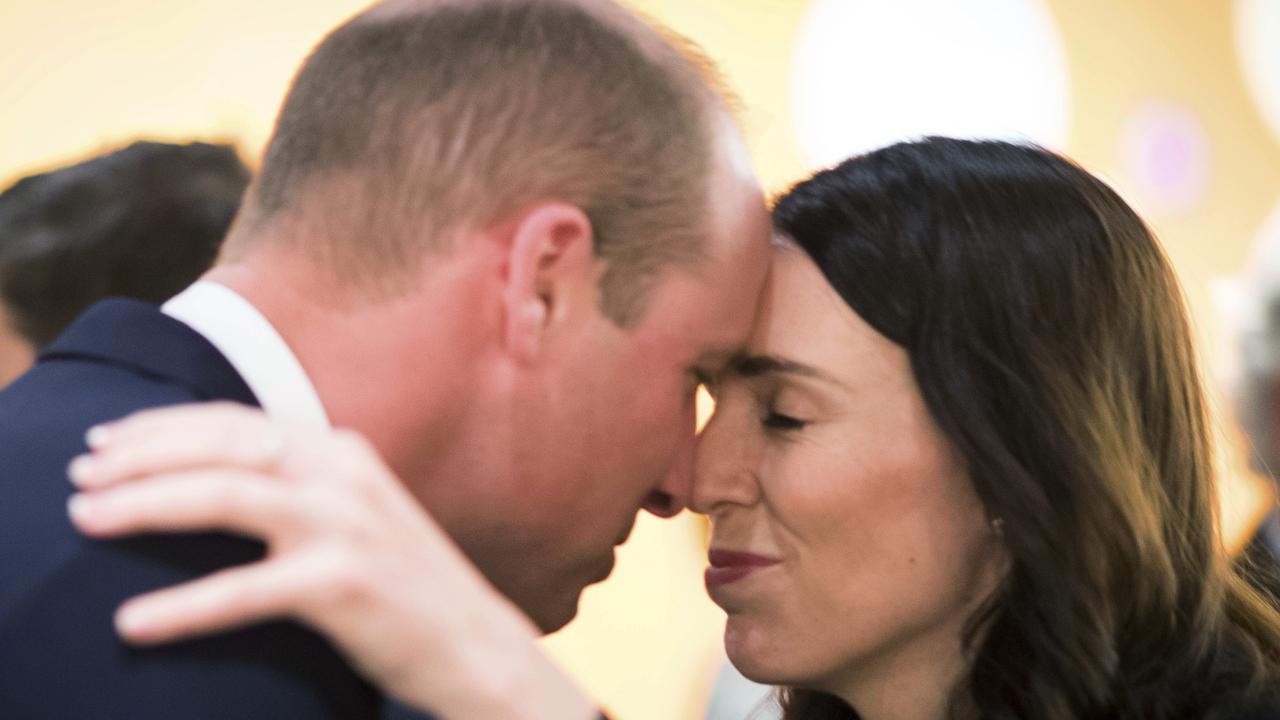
[69,138,1280,718]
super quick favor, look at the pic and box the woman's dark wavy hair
[770,137,1280,719]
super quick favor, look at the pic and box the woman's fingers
[69,403,288,489]
[62,409,597,717]
[68,469,298,541]
[115,556,318,645]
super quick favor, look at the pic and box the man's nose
[641,411,697,519]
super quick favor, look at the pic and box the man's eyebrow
[698,345,746,365]
[731,354,840,386]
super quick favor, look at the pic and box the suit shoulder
[0,504,380,718]
[0,357,361,717]
[0,357,205,604]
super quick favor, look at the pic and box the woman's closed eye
[762,410,807,432]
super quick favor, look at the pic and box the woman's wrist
[398,593,597,719]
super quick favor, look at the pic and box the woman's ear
[500,202,596,364]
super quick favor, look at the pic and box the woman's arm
[67,402,597,720]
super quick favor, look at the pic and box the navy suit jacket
[0,299,428,719]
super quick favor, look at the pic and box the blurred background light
[1120,100,1211,216]
[1236,0,1280,143]
[1239,199,1280,319]
[790,0,1071,169]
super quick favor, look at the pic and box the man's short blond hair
[228,0,724,324]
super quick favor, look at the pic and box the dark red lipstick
[705,549,779,589]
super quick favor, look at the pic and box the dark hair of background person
[771,137,1280,719]
[0,140,250,348]
[222,0,725,325]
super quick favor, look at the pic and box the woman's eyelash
[693,370,717,396]
[762,411,807,432]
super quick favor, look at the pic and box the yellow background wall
[3,1,1279,718]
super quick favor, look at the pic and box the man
[0,0,770,717]
[0,141,249,386]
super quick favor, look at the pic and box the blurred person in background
[1230,228,1280,606]
[0,0,770,718]
[72,138,1280,719]
[0,140,248,387]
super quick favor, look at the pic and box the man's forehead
[696,343,747,366]
[689,264,768,362]
[634,116,769,350]
[715,114,759,188]
[633,262,756,366]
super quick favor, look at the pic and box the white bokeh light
[1233,198,1280,330]
[790,0,1072,169]
[1235,0,1280,142]
[1213,198,1280,395]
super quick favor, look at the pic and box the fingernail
[67,455,96,487]
[115,604,148,638]
[85,424,110,449]
[67,493,92,523]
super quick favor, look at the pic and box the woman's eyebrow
[732,354,843,388]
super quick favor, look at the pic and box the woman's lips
[705,549,780,589]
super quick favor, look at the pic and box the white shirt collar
[162,281,331,429]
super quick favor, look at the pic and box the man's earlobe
[508,296,548,362]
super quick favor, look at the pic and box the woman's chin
[724,620,798,686]
[727,658,784,686]
[724,617,849,692]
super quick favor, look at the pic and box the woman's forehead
[750,250,904,383]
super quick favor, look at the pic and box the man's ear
[501,202,596,363]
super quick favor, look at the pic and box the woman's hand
[66,402,596,720]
